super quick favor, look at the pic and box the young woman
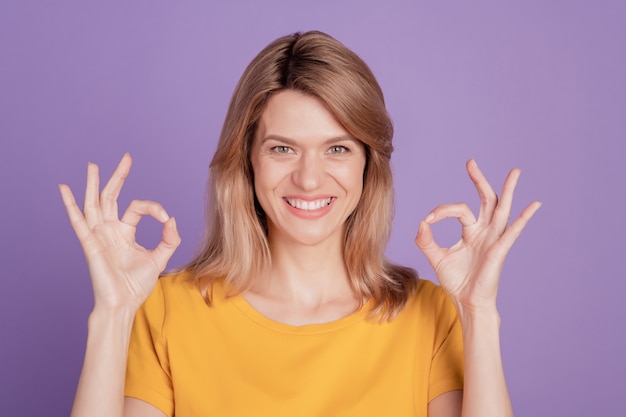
[60,31,540,417]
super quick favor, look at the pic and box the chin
[270,225,345,248]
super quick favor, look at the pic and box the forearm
[457,306,513,417]
[71,307,136,417]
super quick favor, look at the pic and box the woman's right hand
[59,153,181,313]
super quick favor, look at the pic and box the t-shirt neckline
[230,292,374,335]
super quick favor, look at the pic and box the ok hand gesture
[414,160,541,313]
[59,154,181,312]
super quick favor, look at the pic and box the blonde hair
[184,31,418,320]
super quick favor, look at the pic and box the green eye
[329,146,348,154]
[273,146,292,153]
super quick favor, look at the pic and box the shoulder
[415,278,440,298]
[157,270,229,299]
[412,279,455,313]
[399,279,459,331]
[139,270,211,320]
[158,270,195,291]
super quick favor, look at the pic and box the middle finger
[491,168,521,234]
[100,153,132,221]
[83,162,102,228]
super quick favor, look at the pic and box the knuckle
[482,192,498,205]
[494,204,507,214]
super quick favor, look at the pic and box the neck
[250,232,355,308]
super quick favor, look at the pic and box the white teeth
[286,198,332,211]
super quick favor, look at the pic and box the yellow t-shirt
[125,272,464,417]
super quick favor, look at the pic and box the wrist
[453,302,501,328]
[88,305,137,330]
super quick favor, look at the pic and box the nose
[292,152,326,191]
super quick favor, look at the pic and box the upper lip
[283,194,335,201]
[283,196,335,210]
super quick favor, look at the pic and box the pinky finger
[59,184,91,241]
[499,201,542,252]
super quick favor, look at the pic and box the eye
[271,145,293,154]
[328,145,349,154]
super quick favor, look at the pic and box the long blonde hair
[184,31,418,320]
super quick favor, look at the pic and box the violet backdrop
[1,1,624,416]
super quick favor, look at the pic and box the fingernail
[471,159,477,168]
[425,212,435,222]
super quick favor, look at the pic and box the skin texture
[61,89,540,417]
[250,90,367,249]
[415,160,541,313]
[244,91,367,325]
[415,160,541,417]
[60,154,179,417]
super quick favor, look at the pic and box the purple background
[1,1,624,416]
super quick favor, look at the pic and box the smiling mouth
[284,197,334,211]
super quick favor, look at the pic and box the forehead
[255,90,351,143]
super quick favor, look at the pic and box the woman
[60,31,540,417]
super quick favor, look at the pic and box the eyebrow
[261,135,359,146]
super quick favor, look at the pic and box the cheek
[250,158,267,204]
[252,172,273,221]
[336,161,366,191]
[351,161,367,202]
[253,162,274,189]
[252,161,286,205]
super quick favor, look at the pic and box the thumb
[151,217,182,271]
[415,221,443,267]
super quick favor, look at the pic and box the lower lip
[284,198,334,219]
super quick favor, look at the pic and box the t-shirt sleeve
[428,285,464,401]
[125,279,175,417]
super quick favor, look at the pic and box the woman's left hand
[415,159,541,313]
